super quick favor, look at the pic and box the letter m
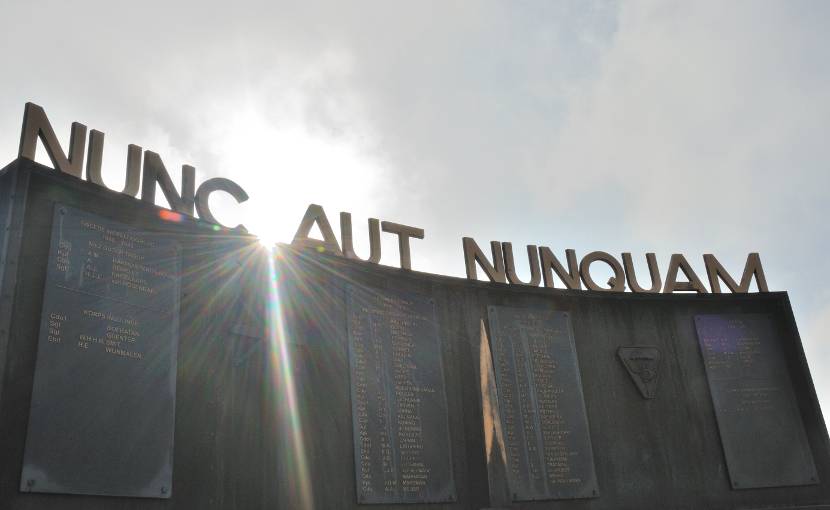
[704,253,769,293]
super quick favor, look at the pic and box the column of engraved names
[371,306,396,495]
[106,228,167,296]
[349,302,397,499]
[47,234,71,344]
[512,326,543,486]
[349,305,373,497]
[349,289,454,503]
[86,219,156,361]
[492,319,522,485]
[388,300,431,496]
[525,317,579,487]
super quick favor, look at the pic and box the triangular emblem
[618,346,661,399]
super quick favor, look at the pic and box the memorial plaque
[21,204,180,498]
[487,306,598,501]
[695,314,818,489]
[346,285,455,504]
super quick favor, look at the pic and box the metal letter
[291,204,343,255]
[663,254,708,293]
[85,130,141,197]
[538,247,581,290]
[18,102,86,178]
[340,213,381,264]
[381,221,424,270]
[141,151,195,215]
[704,253,768,293]
[622,253,662,293]
[194,178,250,231]
[503,243,541,286]
[462,238,506,283]
[580,251,626,292]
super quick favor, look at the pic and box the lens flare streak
[266,247,312,509]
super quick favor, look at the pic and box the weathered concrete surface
[0,157,828,509]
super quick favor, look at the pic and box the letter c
[194,178,249,231]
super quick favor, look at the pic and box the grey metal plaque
[487,306,598,501]
[346,285,455,504]
[21,204,180,498]
[695,314,818,489]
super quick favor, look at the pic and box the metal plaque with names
[695,314,818,489]
[487,306,598,501]
[346,285,456,504]
[21,204,181,498]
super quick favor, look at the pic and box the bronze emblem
[617,346,662,399]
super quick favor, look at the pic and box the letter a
[292,204,343,256]
[663,254,708,293]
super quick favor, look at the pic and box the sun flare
[209,107,383,249]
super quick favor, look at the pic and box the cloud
[534,0,830,324]
[1,0,829,406]
[0,0,618,272]
[534,0,830,408]
[542,1,830,244]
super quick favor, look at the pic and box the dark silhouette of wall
[0,158,827,509]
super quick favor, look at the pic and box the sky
[1,1,829,407]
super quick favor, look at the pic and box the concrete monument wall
[0,158,828,510]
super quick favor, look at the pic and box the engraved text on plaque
[695,314,818,489]
[487,306,598,501]
[21,204,180,498]
[347,285,455,504]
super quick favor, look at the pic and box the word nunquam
[14,102,768,294]
[291,203,768,294]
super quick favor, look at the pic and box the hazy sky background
[1,1,829,407]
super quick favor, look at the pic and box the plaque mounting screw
[59,208,66,215]
[161,486,168,495]
[26,479,35,488]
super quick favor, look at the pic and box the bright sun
[209,108,383,250]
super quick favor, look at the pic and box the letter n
[18,102,87,177]
[141,151,195,215]
[462,238,506,283]
[538,247,581,290]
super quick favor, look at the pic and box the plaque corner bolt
[26,479,35,488]
[161,486,168,495]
